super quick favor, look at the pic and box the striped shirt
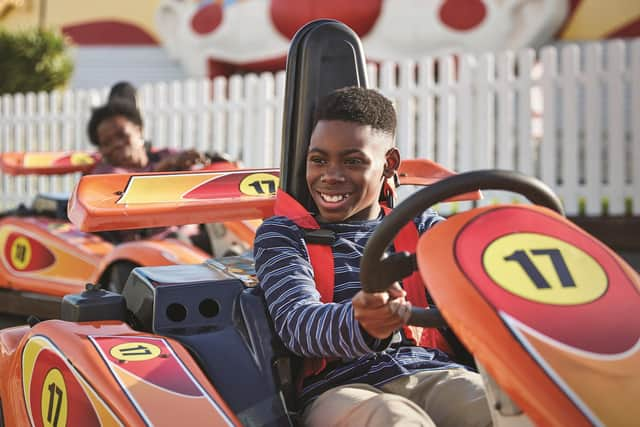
[254,209,462,404]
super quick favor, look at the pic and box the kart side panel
[0,217,111,296]
[417,205,640,426]
[0,321,240,427]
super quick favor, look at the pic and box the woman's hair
[87,100,143,146]
[108,81,138,106]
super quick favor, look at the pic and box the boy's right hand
[352,283,411,340]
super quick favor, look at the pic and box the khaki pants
[303,368,492,427]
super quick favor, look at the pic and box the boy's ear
[383,148,400,178]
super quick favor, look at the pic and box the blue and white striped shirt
[254,210,461,404]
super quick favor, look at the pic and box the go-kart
[0,20,637,427]
[0,151,258,319]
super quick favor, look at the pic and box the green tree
[0,27,74,95]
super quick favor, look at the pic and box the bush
[0,27,74,95]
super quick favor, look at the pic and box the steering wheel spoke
[409,307,446,328]
[364,252,417,292]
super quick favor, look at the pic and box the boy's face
[96,115,148,168]
[306,120,399,223]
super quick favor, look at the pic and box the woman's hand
[153,149,210,171]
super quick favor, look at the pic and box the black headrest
[279,19,369,212]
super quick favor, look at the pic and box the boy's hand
[353,283,411,340]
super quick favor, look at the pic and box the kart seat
[279,19,369,212]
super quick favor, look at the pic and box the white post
[436,56,456,170]
[584,43,604,216]
[169,81,183,150]
[516,49,535,178]
[417,57,436,162]
[212,76,227,156]
[632,39,640,216]
[560,45,580,215]
[475,53,496,207]
[196,78,211,153]
[540,47,558,198]
[228,75,244,162]
[605,40,626,215]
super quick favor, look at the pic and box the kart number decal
[91,336,237,426]
[68,152,96,166]
[10,236,31,270]
[110,342,161,362]
[239,173,279,196]
[4,232,55,272]
[23,337,116,427]
[41,369,68,427]
[483,233,607,305]
[455,206,639,355]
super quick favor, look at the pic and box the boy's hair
[313,87,396,136]
[87,100,143,146]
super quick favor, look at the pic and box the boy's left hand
[352,283,411,340]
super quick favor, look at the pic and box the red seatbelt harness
[273,189,452,380]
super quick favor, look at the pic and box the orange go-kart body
[0,151,258,318]
[416,203,639,426]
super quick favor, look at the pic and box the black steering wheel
[360,169,564,327]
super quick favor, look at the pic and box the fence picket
[417,57,436,162]
[35,92,48,192]
[184,79,197,150]
[196,79,211,153]
[560,45,580,214]
[496,51,515,172]
[516,49,535,177]
[632,40,640,215]
[436,56,455,169]
[540,47,558,191]
[455,55,475,213]
[169,81,183,150]
[273,71,286,167]
[152,82,169,149]
[212,77,227,156]
[584,43,604,215]
[396,60,416,160]
[1,95,13,209]
[242,74,259,167]
[605,41,627,215]
[228,75,244,161]
[475,53,496,207]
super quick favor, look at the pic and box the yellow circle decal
[10,236,32,270]
[70,152,95,165]
[110,342,161,362]
[483,233,607,305]
[41,368,68,427]
[239,173,279,196]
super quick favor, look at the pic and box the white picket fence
[1,39,639,217]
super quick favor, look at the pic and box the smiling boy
[254,87,491,426]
